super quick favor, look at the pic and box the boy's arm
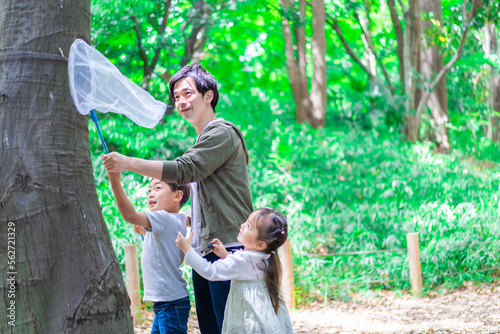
[107,172,151,229]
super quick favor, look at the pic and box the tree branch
[325,12,391,95]
[325,13,374,80]
[354,10,395,94]
[131,14,149,69]
[181,0,206,66]
[396,0,408,14]
[150,0,172,72]
[414,0,481,122]
[158,0,172,34]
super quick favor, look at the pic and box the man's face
[173,77,212,125]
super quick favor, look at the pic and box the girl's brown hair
[254,208,288,314]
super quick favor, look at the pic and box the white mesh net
[68,39,166,128]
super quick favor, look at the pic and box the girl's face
[238,211,267,252]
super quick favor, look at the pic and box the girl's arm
[184,249,239,281]
[107,172,151,229]
[176,232,256,281]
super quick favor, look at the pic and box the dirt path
[134,283,500,333]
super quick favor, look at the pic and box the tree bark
[0,0,133,333]
[419,0,450,152]
[295,0,313,123]
[280,0,306,123]
[485,23,500,141]
[310,0,327,128]
[403,0,421,141]
[280,0,313,124]
[414,0,481,136]
[388,0,405,85]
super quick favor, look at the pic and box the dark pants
[192,246,243,334]
[151,296,190,334]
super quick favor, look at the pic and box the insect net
[68,39,166,128]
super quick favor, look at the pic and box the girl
[176,208,293,334]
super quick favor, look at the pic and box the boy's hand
[107,171,121,183]
[176,231,194,254]
[134,225,146,236]
[210,238,229,259]
[102,152,129,173]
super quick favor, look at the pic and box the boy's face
[147,179,180,213]
[173,77,213,125]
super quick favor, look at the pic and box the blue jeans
[192,246,243,334]
[151,296,190,334]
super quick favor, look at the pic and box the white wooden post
[124,244,141,325]
[406,232,423,293]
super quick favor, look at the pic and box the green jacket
[161,119,253,251]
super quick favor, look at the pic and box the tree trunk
[403,0,421,141]
[310,0,327,128]
[359,1,377,76]
[295,0,313,123]
[420,0,450,152]
[0,1,134,333]
[280,0,311,123]
[388,0,405,86]
[485,23,500,141]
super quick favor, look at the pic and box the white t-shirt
[142,211,189,302]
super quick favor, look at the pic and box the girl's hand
[176,231,194,254]
[134,225,146,236]
[210,238,229,259]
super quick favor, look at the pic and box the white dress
[184,249,294,334]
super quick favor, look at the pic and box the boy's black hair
[169,63,219,112]
[166,183,191,209]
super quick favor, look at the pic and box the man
[102,64,253,333]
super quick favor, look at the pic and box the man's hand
[176,231,194,254]
[209,238,229,259]
[102,152,130,173]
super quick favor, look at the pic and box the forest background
[90,0,500,304]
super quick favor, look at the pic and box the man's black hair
[169,63,219,112]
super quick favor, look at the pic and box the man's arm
[102,152,163,180]
[107,172,151,229]
[162,126,237,184]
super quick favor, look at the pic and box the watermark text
[7,221,16,326]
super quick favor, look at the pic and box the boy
[103,64,253,333]
[106,171,191,334]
